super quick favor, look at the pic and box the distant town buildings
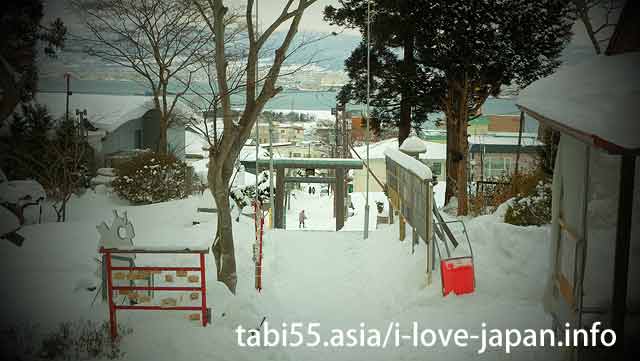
[249,117,307,145]
[469,132,542,181]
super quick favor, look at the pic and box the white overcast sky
[43,0,345,34]
[43,0,607,52]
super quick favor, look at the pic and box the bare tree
[73,0,213,155]
[571,0,624,54]
[45,122,91,222]
[188,0,317,293]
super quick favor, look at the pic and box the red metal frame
[100,247,209,340]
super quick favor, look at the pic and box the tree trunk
[453,78,469,216]
[158,117,168,155]
[444,113,456,204]
[443,78,470,215]
[207,145,240,293]
[455,114,469,215]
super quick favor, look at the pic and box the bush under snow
[112,152,189,204]
[504,181,552,226]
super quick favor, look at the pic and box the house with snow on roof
[516,1,640,356]
[36,93,189,166]
[468,131,543,181]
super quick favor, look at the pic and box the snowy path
[253,214,560,361]
[284,188,385,231]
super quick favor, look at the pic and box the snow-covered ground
[0,186,559,361]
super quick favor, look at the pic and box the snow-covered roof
[277,123,305,129]
[517,52,640,151]
[36,93,155,132]
[351,137,447,160]
[469,133,542,146]
[36,92,197,132]
[263,142,294,147]
[240,145,271,162]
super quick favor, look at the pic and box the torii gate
[241,158,363,230]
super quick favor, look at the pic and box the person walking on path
[299,209,307,228]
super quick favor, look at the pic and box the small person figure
[299,209,307,228]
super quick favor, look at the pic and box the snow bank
[0,206,20,235]
[0,179,46,204]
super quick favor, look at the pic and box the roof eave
[516,104,640,156]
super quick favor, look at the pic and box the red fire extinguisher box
[440,256,475,296]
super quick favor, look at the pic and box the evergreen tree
[1,104,92,222]
[327,0,573,215]
[0,0,66,122]
[324,0,444,145]
[413,0,573,214]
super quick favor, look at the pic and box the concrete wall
[352,159,386,193]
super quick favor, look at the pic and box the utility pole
[363,0,371,239]
[64,72,72,122]
[333,105,339,218]
[343,108,349,158]
[513,111,525,194]
[253,0,264,292]
[254,0,260,212]
[335,104,340,158]
[268,113,274,227]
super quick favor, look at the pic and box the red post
[105,251,118,340]
[199,252,207,326]
[258,216,264,291]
